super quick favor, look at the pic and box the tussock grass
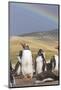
[10,36,58,64]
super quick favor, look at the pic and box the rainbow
[19,3,58,23]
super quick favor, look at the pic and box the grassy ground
[10,36,58,64]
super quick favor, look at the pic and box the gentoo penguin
[36,49,46,74]
[21,43,33,79]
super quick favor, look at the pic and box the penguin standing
[36,49,46,74]
[21,43,33,79]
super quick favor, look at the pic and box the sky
[9,2,58,36]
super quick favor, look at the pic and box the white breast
[54,55,58,71]
[16,65,21,75]
[36,56,43,74]
[22,50,33,77]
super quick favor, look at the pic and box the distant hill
[19,29,58,41]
